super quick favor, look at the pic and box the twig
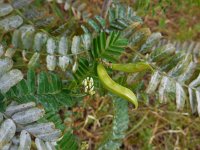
[149,129,185,145]
[101,0,112,19]
[149,119,160,144]
[126,111,149,136]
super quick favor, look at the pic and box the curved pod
[97,64,138,108]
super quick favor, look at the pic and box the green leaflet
[4,69,75,111]
[81,15,105,33]
[109,3,143,31]
[56,131,79,150]
[90,32,128,62]
[97,97,129,150]
[73,58,91,84]
[50,1,64,20]
[38,110,65,132]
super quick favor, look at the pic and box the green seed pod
[110,62,153,73]
[97,64,138,108]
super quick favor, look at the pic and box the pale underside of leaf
[18,130,31,150]
[47,38,57,55]
[0,57,13,78]
[0,69,23,93]
[37,129,62,142]
[58,36,68,56]
[0,119,16,148]
[146,71,162,94]
[0,3,13,17]
[12,108,45,125]
[24,122,55,135]
[46,55,57,71]
[5,102,36,117]
[71,36,81,55]
[0,15,23,31]
[176,82,187,110]
[35,138,48,150]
